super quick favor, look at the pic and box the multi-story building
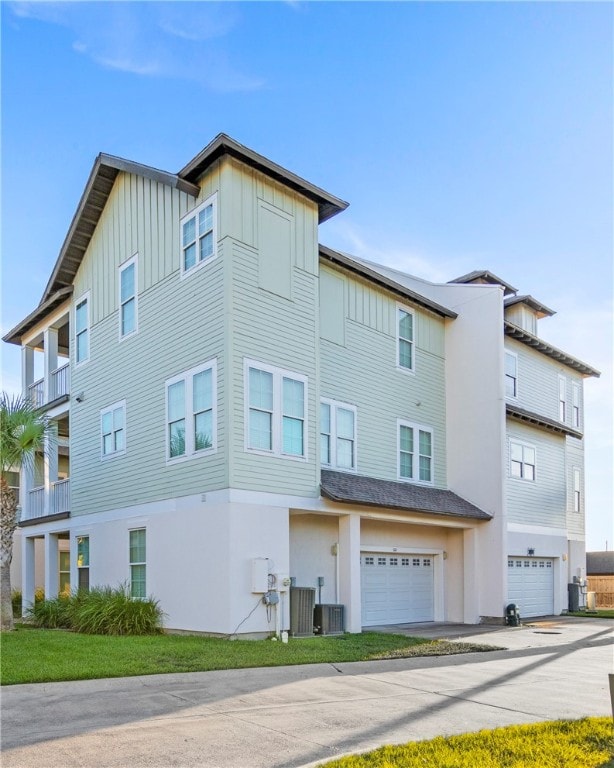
[4,134,599,634]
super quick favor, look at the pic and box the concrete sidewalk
[2,617,612,768]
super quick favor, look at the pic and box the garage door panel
[507,558,553,617]
[361,553,434,626]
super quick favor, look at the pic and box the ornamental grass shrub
[27,584,163,636]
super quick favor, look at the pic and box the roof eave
[504,321,600,377]
[319,245,457,319]
[3,286,74,346]
[179,134,349,224]
[506,404,583,439]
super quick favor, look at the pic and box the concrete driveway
[2,617,612,768]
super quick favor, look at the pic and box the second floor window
[166,361,217,461]
[398,308,414,371]
[246,361,307,459]
[75,294,90,364]
[510,441,535,481]
[573,468,581,512]
[398,421,433,483]
[180,194,217,276]
[321,400,356,470]
[101,402,126,458]
[505,351,518,398]
[119,256,137,338]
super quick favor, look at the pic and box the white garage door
[361,553,434,626]
[508,557,554,618]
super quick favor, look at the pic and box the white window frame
[74,291,91,367]
[572,382,580,429]
[396,304,415,374]
[558,375,567,423]
[509,439,536,482]
[179,193,218,278]
[118,254,138,340]
[165,359,217,464]
[573,467,581,512]
[504,350,518,399]
[244,358,308,462]
[320,398,357,472]
[397,419,434,485]
[100,400,126,460]
[129,528,146,600]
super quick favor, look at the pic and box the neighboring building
[3,134,600,634]
[586,551,614,608]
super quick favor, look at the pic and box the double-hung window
[101,401,126,458]
[572,383,580,428]
[397,307,415,371]
[505,351,518,398]
[246,360,307,459]
[398,420,433,483]
[558,376,567,422]
[129,529,146,599]
[166,360,217,461]
[75,293,90,365]
[180,193,217,276]
[119,256,137,338]
[510,441,536,481]
[573,468,581,512]
[321,399,357,470]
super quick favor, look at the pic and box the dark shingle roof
[321,470,492,521]
[586,551,614,575]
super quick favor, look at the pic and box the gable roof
[449,269,518,296]
[586,551,614,575]
[321,469,492,521]
[180,134,348,224]
[504,294,556,318]
[319,245,458,319]
[41,154,200,303]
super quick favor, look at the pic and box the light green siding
[320,267,447,486]
[320,267,345,346]
[566,437,585,537]
[70,173,228,517]
[506,422,566,528]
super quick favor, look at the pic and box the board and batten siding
[217,159,321,496]
[506,422,566,529]
[70,172,228,517]
[319,265,447,486]
[505,338,584,428]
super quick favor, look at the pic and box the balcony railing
[51,363,70,400]
[24,480,70,520]
[28,379,45,408]
[27,362,70,408]
[26,487,45,519]
[52,478,70,514]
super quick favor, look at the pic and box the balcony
[27,362,70,409]
[24,479,70,522]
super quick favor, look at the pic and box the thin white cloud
[8,2,264,92]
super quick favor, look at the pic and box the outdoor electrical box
[251,558,270,593]
[274,574,291,591]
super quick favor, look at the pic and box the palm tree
[1,393,52,631]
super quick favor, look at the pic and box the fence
[587,576,614,608]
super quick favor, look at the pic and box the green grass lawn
[0,626,499,685]
[568,609,614,619]
[321,718,614,768]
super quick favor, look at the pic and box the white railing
[28,379,45,408]
[51,363,70,400]
[26,487,45,519]
[52,478,70,514]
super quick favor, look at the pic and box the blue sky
[1,1,612,549]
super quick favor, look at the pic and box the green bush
[27,584,163,636]
[12,590,22,618]
[28,594,73,628]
